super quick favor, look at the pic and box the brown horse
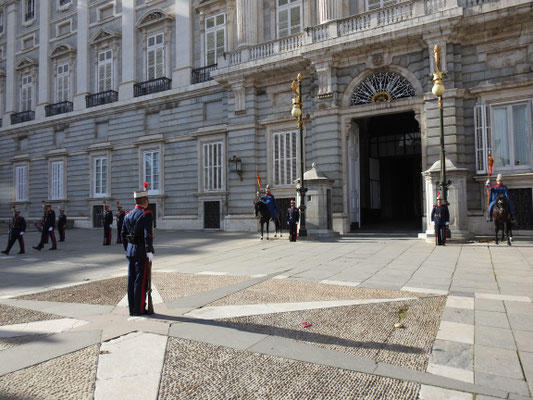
[492,194,512,245]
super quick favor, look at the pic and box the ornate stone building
[0,0,532,237]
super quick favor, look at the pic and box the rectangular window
[57,21,71,36]
[99,4,113,21]
[94,157,107,197]
[0,11,4,34]
[367,0,398,11]
[21,74,32,112]
[15,165,26,201]
[273,131,298,186]
[203,142,223,191]
[22,36,34,49]
[25,0,35,21]
[205,13,225,66]
[51,161,64,200]
[146,33,165,80]
[143,150,160,193]
[277,0,301,38]
[56,63,69,102]
[97,49,113,92]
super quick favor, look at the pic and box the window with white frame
[277,0,301,38]
[367,0,398,11]
[51,161,64,200]
[474,100,533,173]
[56,63,70,102]
[146,33,165,80]
[24,0,35,21]
[143,150,160,193]
[97,49,113,92]
[15,165,27,201]
[205,13,225,66]
[21,74,32,111]
[94,157,107,197]
[273,131,298,186]
[202,141,223,191]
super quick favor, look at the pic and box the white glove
[445,222,449,225]
[109,224,113,228]
[48,227,53,231]
[19,232,24,236]
[485,179,490,187]
[146,252,153,262]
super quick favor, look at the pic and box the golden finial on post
[432,45,445,107]
[297,73,302,82]
[433,44,441,73]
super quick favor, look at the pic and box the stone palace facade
[0,0,532,237]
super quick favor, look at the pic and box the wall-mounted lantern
[228,155,242,180]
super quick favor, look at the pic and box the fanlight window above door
[350,72,415,106]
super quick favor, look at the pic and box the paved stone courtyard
[0,229,532,399]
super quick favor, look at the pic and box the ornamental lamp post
[291,73,307,237]
[432,44,450,203]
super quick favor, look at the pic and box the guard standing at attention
[116,202,126,244]
[57,208,67,242]
[286,199,300,242]
[2,208,26,255]
[121,182,154,316]
[431,195,450,246]
[103,203,113,245]
[33,203,57,250]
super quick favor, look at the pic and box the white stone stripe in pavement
[427,363,474,384]
[184,297,416,320]
[319,280,361,287]
[0,318,88,338]
[401,287,449,295]
[197,271,228,275]
[475,293,531,303]
[419,385,473,400]
[95,331,167,400]
[273,275,289,279]
[117,285,164,308]
[436,321,474,345]
[446,296,474,310]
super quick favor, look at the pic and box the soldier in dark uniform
[286,199,300,242]
[2,209,26,255]
[431,196,450,246]
[57,208,67,242]
[116,202,125,244]
[33,203,57,250]
[103,203,113,245]
[121,184,154,316]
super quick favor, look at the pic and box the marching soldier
[116,202,125,244]
[431,195,450,246]
[286,199,300,242]
[33,203,57,250]
[2,208,26,255]
[103,203,113,245]
[121,183,154,316]
[57,208,67,242]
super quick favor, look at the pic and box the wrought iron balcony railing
[134,77,172,97]
[11,111,35,125]
[192,64,217,84]
[85,90,118,108]
[45,101,73,117]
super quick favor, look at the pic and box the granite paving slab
[474,345,524,380]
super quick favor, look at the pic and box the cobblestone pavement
[0,229,532,399]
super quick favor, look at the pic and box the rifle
[145,259,154,314]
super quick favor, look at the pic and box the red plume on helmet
[144,182,149,190]
[116,201,119,205]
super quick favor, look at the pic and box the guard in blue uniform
[260,184,279,220]
[103,203,113,245]
[489,174,515,222]
[57,208,67,242]
[33,203,57,250]
[121,185,154,316]
[286,199,300,242]
[116,203,125,244]
[2,209,26,255]
[431,196,450,246]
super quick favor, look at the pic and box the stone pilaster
[317,0,342,24]
[36,0,50,119]
[172,0,192,88]
[235,0,257,48]
[74,0,89,110]
[119,0,135,99]
[4,1,17,123]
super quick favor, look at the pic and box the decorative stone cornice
[134,134,166,145]
[89,29,121,46]
[46,148,68,158]
[136,9,173,30]
[192,124,228,137]
[88,142,113,151]
[15,57,38,71]
[49,43,76,59]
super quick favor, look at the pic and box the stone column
[36,0,50,119]
[317,0,342,23]
[172,0,192,88]
[235,0,257,48]
[4,1,17,122]
[119,0,135,99]
[74,0,89,110]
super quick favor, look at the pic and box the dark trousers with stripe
[4,232,24,254]
[59,226,66,241]
[103,227,111,245]
[116,224,123,243]
[127,256,148,315]
[435,224,446,245]
[289,223,298,242]
[37,229,56,249]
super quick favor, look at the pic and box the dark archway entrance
[357,112,422,231]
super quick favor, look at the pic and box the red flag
[488,153,494,175]
[256,175,261,190]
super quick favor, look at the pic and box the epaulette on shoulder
[143,210,153,215]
